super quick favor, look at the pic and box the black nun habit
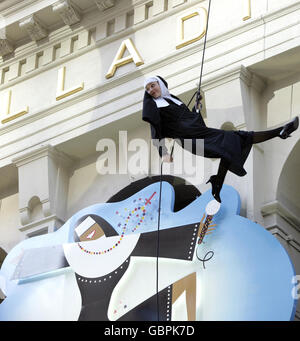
[142,76,254,177]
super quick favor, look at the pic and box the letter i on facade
[1,89,29,124]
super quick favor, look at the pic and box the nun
[142,76,299,202]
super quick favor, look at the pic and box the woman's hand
[162,154,173,163]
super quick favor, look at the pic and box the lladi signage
[0,1,252,125]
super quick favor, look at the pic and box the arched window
[28,196,43,222]
[277,140,300,225]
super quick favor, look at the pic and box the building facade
[0,0,299,319]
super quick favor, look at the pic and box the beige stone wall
[0,193,24,253]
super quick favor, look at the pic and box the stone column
[12,145,75,237]
[241,68,268,225]
[202,65,267,222]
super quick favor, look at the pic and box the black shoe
[206,175,222,203]
[279,116,299,139]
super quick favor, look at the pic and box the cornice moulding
[0,0,219,66]
[12,144,75,168]
[1,0,59,27]
[52,0,81,27]
[18,213,65,233]
[94,0,115,11]
[0,38,14,56]
[1,0,300,55]
[1,0,299,91]
[261,200,300,233]
[19,14,48,42]
[266,226,300,252]
[201,65,250,92]
[0,0,38,17]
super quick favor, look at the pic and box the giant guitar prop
[0,176,297,321]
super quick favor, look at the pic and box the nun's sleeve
[150,125,169,158]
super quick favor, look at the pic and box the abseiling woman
[142,76,299,202]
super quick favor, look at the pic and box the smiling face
[146,81,162,99]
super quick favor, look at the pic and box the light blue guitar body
[0,181,297,321]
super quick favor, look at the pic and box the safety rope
[155,0,212,321]
[156,160,163,321]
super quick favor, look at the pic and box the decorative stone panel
[12,145,75,237]
[52,0,81,27]
[19,14,48,42]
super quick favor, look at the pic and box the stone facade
[0,0,299,320]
